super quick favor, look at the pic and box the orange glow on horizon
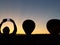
[0,11,50,34]
[1,21,50,34]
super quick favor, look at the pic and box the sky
[0,0,60,34]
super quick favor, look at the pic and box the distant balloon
[22,19,36,35]
[46,19,60,35]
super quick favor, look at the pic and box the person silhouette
[3,26,10,35]
[22,19,36,35]
[46,19,60,35]
[0,18,17,36]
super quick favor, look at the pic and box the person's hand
[0,19,7,28]
[2,19,7,22]
[10,19,15,23]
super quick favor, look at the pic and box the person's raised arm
[10,19,17,35]
[0,19,7,34]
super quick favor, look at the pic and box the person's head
[22,19,36,35]
[46,19,60,35]
[3,26,10,35]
